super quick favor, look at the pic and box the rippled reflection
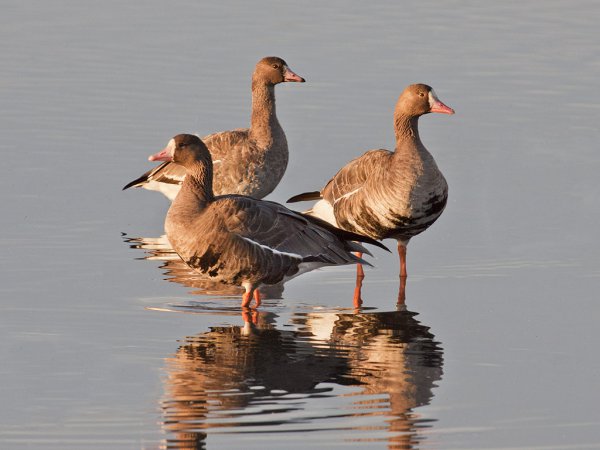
[161,307,443,449]
[124,235,284,298]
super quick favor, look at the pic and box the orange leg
[397,274,407,306]
[242,288,262,309]
[353,271,365,309]
[398,242,407,278]
[241,291,252,308]
[253,289,262,308]
[397,242,407,305]
[355,252,365,278]
[353,252,365,308]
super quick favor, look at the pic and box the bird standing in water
[288,84,454,305]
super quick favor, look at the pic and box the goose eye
[418,92,425,98]
[272,64,279,69]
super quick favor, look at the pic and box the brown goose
[123,56,305,200]
[288,84,454,298]
[150,134,388,308]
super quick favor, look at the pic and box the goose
[288,84,454,301]
[124,56,305,200]
[149,134,388,308]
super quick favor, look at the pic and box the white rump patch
[308,199,338,227]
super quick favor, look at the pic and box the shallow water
[2,1,600,449]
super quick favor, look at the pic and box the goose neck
[249,81,281,147]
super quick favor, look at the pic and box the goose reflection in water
[161,307,443,449]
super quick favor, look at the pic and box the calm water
[2,1,600,448]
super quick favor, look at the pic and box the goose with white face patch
[288,84,454,304]
[147,134,389,308]
[123,56,305,200]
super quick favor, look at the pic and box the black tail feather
[122,171,151,191]
[287,191,322,203]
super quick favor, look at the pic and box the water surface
[1,1,599,449]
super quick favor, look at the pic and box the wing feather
[215,197,360,266]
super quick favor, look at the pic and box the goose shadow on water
[160,305,444,449]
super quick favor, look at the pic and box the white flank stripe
[333,187,362,204]
[240,236,302,259]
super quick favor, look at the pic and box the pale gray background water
[1,1,599,449]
